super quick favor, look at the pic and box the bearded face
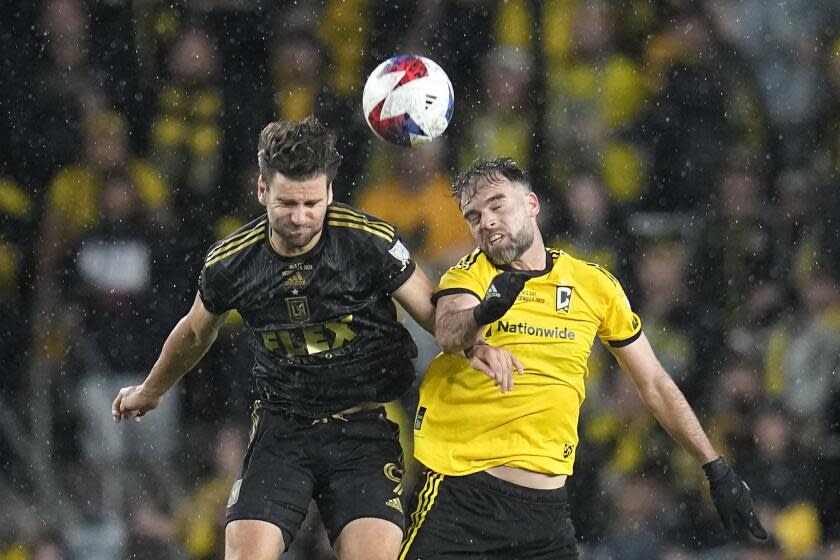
[481,218,535,265]
[461,179,537,266]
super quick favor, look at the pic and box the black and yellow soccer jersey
[198,202,418,417]
[414,248,642,476]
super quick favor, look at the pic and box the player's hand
[112,384,162,423]
[703,457,768,540]
[472,271,530,326]
[466,342,524,393]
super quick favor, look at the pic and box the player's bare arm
[609,332,718,463]
[392,264,437,335]
[434,292,485,353]
[435,293,523,392]
[112,293,228,423]
[436,270,530,353]
[610,331,767,540]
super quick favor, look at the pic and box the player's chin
[286,230,317,247]
[485,244,516,266]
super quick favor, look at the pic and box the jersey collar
[497,249,554,277]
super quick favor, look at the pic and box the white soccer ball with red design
[362,54,454,146]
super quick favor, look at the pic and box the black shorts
[400,469,578,560]
[225,402,405,546]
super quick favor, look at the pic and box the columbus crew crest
[556,286,573,313]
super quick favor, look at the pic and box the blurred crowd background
[2,0,840,558]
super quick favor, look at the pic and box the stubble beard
[274,224,322,251]
[484,223,534,266]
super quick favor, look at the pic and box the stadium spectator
[689,165,781,360]
[149,25,224,216]
[355,142,473,275]
[133,425,247,560]
[460,47,535,169]
[33,110,171,362]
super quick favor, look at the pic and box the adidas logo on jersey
[285,271,306,287]
[486,283,500,299]
[386,497,403,513]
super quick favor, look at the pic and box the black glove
[703,457,768,540]
[473,271,530,325]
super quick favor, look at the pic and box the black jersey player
[113,117,438,560]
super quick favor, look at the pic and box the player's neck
[507,235,547,272]
[269,229,323,258]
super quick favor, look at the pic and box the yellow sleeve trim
[326,219,394,242]
[206,220,267,262]
[205,234,265,267]
[327,207,395,235]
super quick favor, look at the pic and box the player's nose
[479,214,497,231]
[289,207,307,225]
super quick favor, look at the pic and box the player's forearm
[639,371,719,464]
[141,316,218,397]
[436,307,485,353]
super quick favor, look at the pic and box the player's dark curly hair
[451,157,531,208]
[257,116,342,184]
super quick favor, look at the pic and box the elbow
[639,373,675,410]
[194,322,221,348]
[181,317,217,350]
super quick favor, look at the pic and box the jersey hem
[414,452,574,477]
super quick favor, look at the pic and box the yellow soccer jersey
[414,248,642,476]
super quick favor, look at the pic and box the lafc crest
[286,296,310,322]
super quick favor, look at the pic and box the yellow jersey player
[399,157,767,560]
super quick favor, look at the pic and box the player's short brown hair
[257,116,342,184]
[452,157,531,208]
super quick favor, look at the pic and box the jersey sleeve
[596,269,642,347]
[376,234,417,295]
[198,244,233,314]
[431,252,487,305]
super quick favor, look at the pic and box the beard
[274,223,322,251]
[483,223,534,265]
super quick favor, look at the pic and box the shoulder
[203,215,267,269]
[450,247,484,271]
[441,248,496,282]
[325,202,398,245]
[551,249,622,294]
[553,249,616,280]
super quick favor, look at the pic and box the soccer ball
[362,54,454,147]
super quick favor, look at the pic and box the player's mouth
[487,233,505,246]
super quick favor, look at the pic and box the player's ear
[525,191,540,218]
[327,182,334,205]
[257,175,268,207]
